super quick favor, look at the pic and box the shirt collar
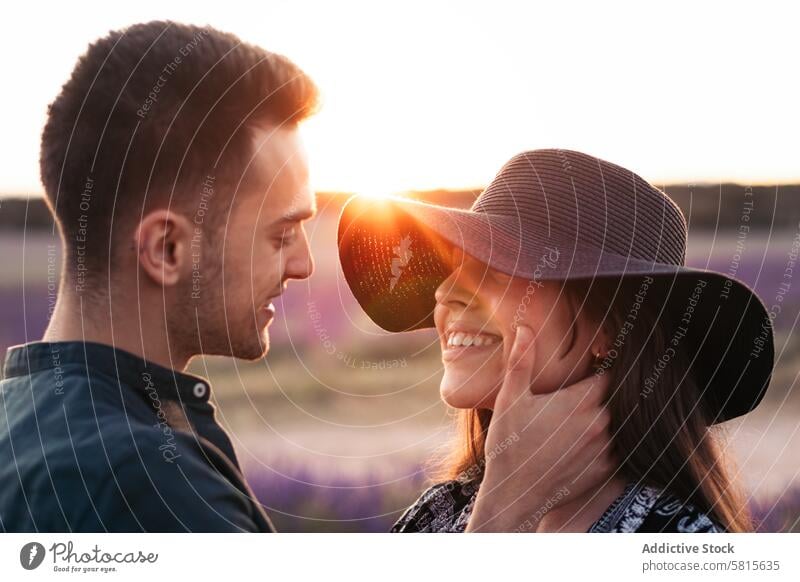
[3,340,211,405]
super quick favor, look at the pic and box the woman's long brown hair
[436,276,752,532]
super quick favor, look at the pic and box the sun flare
[355,186,399,200]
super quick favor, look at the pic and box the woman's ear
[590,322,614,365]
[134,209,194,287]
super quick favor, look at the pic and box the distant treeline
[2,184,799,231]
[0,197,56,231]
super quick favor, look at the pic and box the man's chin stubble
[230,332,270,361]
[190,327,269,361]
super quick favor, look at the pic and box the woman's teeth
[446,332,501,348]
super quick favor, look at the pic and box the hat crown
[472,149,688,266]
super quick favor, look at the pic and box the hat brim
[337,195,775,423]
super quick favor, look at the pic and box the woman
[337,149,775,532]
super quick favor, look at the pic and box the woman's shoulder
[591,482,727,533]
[391,479,479,533]
[394,479,726,533]
[638,487,727,533]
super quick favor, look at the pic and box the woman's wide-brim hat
[337,149,774,423]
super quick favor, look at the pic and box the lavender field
[1,193,799,532]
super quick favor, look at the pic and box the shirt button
[192,382,207,398]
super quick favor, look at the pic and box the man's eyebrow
[276,206,316,224]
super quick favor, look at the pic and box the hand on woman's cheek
[509,290,595,397]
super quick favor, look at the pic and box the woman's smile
[442,330,503,361]
[440,321,504,360]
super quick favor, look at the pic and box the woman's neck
[535,474,628,532]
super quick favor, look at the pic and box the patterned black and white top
[392,479,725,533]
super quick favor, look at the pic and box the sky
[1,0,798,198]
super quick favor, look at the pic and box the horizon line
[3,180,800,201]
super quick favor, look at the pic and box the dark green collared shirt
[0,341,274,532]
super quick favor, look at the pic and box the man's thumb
[498,324,536,401]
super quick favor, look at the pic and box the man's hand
[467,324,616,532]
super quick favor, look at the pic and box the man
[0,21,612,532]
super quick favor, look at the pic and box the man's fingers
[587,408,612,440]
[508,324,535,371]
[496,324,536,404]
[559,368,612,409]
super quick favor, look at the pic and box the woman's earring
[593,351,604,369]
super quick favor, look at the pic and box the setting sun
[353,187,399,200]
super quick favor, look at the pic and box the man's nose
[285,231,314,281]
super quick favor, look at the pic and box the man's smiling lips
[257,293,281,327]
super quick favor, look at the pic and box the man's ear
[134,209,194,287]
